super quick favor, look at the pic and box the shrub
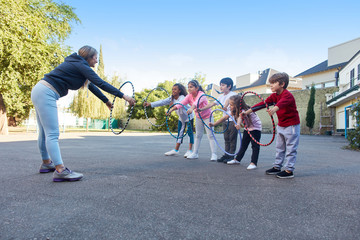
[347,100,360,150]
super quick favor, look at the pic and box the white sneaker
[210,153,217,161]
[187,152,199,159]
[164,149,179,156]
[227,159,240,165]
[247,164,257,170]
[184,150,193,158]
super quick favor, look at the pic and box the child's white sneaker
[247,163,257,170]
[184,150,193,158]
[210,153,217,161]
[227,159,240,165]
[187,152,199,159]
[164,149,179,156]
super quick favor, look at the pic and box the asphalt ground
[0,131,359,240]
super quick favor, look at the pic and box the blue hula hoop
[197,94,229,134]
[166,103,192,140]
[210,109,242,157]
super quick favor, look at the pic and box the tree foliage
[0,0,79,126]
[306,85,316,133]
[69,73,126,121]
[130,73,208,131]
[347,100,360,150]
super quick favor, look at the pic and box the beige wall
[240,87,338,135]
[301,70,337,89]
[236,73,259,88]
[335,100,358,130]
[339,52,360,90]
[328,37,360,66]
[235,85,269,95]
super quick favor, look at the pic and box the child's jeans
[274,124,300,171]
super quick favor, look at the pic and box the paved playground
[0,131,359,239]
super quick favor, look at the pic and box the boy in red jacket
[242,72,300,178]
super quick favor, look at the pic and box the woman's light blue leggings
[31,82,63,166]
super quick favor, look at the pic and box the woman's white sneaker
[210,153,218,161]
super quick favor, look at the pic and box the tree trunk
[0,94,9,135]
[86,118,89,132]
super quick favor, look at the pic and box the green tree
[130,80,176,131]
[306,85,316,134]
[130,74,208,132]
[97,45,105,79]
[0,0,79,134]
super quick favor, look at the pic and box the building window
[350,69,355,87]
[314,83,323,89]
[324,81,336,88]
[346,108,350,129]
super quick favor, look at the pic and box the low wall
[242,87,338,135]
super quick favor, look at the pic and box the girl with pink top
[168,80,217,161]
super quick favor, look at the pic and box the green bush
[347,100,360,150]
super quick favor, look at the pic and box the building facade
[326,50,360,134]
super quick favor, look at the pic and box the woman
[31,45,135,182]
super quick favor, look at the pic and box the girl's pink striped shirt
[177,91,211,119]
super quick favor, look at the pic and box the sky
[58,0,360,93]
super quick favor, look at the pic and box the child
[209,95,262,169]
[144,83,194,157]
[199,77,237,162]
[242,72,300,178]
[168,80,217,161]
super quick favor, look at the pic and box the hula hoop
[166,103,192,139]
[109,81,135,135]
[197,94,229,134]
[241,91,276,146]
[144,87,170,127]
[210,109,242,157]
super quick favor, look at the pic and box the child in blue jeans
[144,83,194,157]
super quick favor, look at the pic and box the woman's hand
[209,122,215,127]
[143,101,151,107]
[187,108,193,115]
[123,95,136,106]
[106,101,113,110]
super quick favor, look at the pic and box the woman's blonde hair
[78,45,98,61]
[78,46,98,89]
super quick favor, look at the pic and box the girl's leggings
[236,130,261,165]
[177,119,194,144]
[31,82,63,166]
[194,117,216,154]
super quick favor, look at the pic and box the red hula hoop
[240,91,276,146]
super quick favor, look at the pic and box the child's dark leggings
[236,130,261,165]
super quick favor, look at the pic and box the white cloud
[163,54,194,67]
